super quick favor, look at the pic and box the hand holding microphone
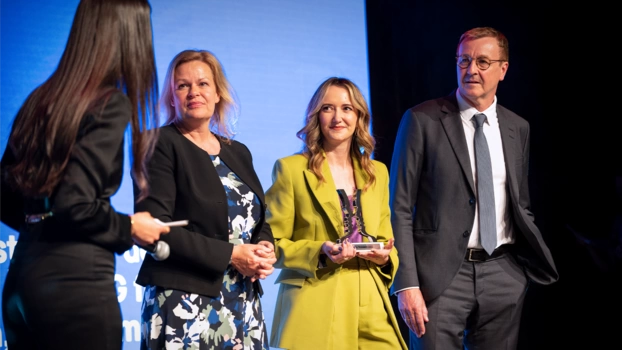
[144,219,188,260]
[130,213,187,261]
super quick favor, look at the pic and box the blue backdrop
[0,0,369,348]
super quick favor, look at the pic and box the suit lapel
[303,156,343,237]
[440,94,476,193]
[218,141,264,204]
[497,109,519,196]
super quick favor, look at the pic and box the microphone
[139,241,170,261]
[136,218,186,260]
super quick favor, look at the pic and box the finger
[257,241,274,250]
[322,241,335,253]
[330,246,342,255]
[403,317,418,336]
[256,244,274,253]
[343,252,356,261]
[408,320,418,336]
[400,310,408,323]
[368,251,383,259]
[356,251,370,258]
[341,247,356,257]
[256,251,276,261]
[256,267,274,276]
[415,315,426,337]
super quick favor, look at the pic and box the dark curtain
[365,1,621,349]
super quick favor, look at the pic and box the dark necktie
[472,113,497,255]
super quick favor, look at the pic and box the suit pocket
[274,269,305,287]
[412,206,438,233]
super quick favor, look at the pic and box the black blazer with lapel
[135,124,274,298]
[389,91,558,302]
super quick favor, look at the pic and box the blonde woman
[134,49,276,349]
[266,77,407,350]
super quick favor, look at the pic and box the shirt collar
[456,90,498,125]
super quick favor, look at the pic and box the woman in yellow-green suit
[266,77,408,350]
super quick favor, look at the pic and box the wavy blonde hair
[160,49,238,142]
[296,77,376,191]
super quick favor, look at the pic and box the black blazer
[134,124,274,298]
[1,91,134,253]
[389,91,558,302]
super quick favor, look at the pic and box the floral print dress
[140,155,268,350]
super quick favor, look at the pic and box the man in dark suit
[389,26,558,350]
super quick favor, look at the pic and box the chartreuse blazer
[265,153,407,349]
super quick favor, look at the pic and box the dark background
[365,1,621,348]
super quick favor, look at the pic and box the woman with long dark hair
[1,1,169,348]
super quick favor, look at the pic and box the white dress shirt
[456,91,514,249]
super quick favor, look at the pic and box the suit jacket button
[469,198,475,205]
[463,230,470,237]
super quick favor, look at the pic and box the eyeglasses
[456,55,506,70]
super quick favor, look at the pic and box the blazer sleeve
[1,148,25,232]
[265,158,325,279]
[372,162,400,286]
[517,124,534,219]
[51,92,134,253]
[389,108,423,292]
[134,134,233,275]
[254,206,274,246]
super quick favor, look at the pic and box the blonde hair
[296,77,376,191]
[160,49,238,141]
